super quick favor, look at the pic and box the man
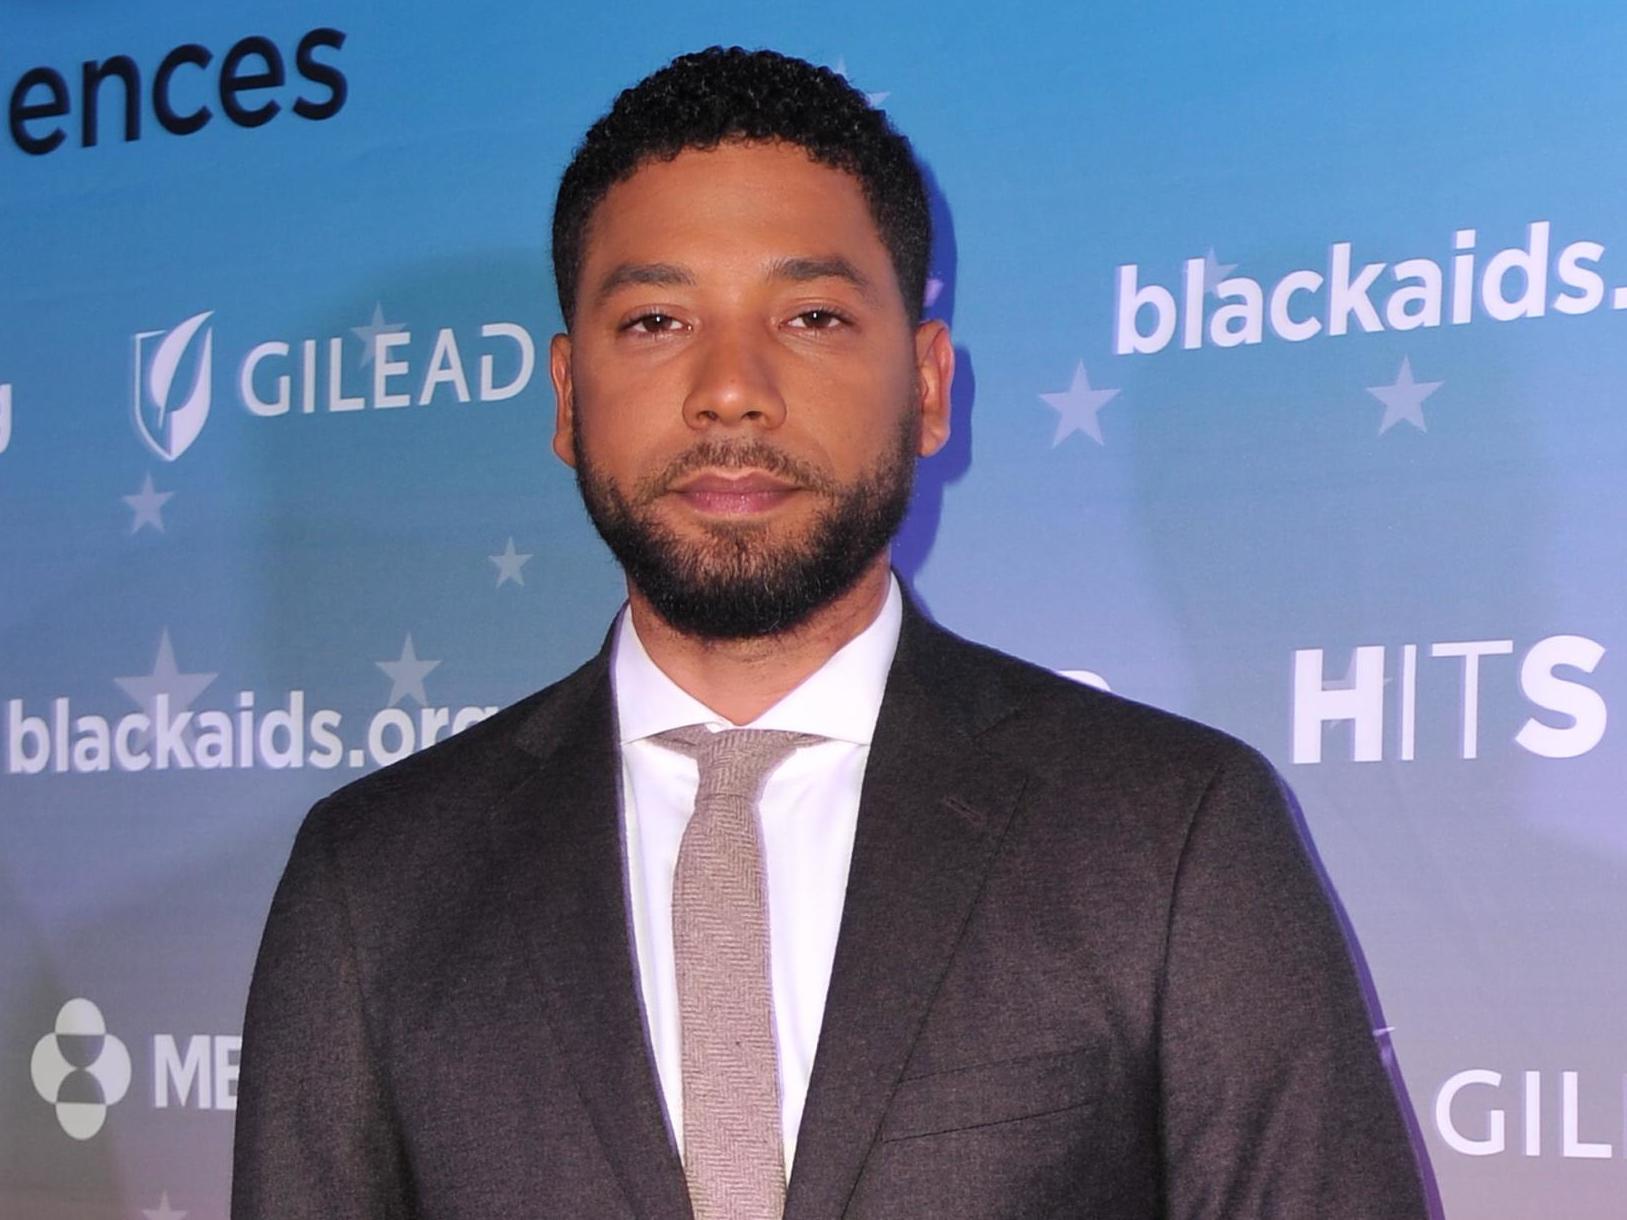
[233,47,1430,1219]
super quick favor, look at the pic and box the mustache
[634,440,832,503]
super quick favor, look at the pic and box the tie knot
[651,725,822,802]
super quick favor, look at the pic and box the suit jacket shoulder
[315,646,605,808]
[234,639,663,1220]
[894,606,1279,832]
[293,645,609,860]
[857,606,1429,1219]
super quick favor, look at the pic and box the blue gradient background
[3,2,1623,1216]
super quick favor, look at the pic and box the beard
[572,411,918,641]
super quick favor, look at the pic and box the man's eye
[789,309,846,330]
[625,313,681,334]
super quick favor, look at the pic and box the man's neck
[625,553,894,726]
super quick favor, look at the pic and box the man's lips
[667,470,803,515]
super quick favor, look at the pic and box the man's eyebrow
[594,261,695,303]
[768,255,877,301]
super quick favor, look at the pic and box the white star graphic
[1322,651,1392,732]
[1203,247,1238,295]
[377,634,441,707]
[489,537,533,588]
[1039,361,1121,447]
[122,472,174,535]
[142,1190,188,1220]
[1366,356,1442,435]
[351,303,408,368]
[833,57,889,107]
[114,631,218,722]
[1326,650,1359,690]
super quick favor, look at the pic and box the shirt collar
[611,573,903,746]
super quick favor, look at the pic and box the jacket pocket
[879,1045,1102,1142]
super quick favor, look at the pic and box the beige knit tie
[652,725,820,1220]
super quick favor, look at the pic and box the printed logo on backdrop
[127,304,538,461]
[1434,1068,1625,1162]
[1038,219,1627,449]
[5,629,497,776]
[133,311,213,461]
[1114,221,1622,356]
[30,998,245,1141]
[0,379,12,454]
[1290,634,1608,763]
[30,999,131,1140]
[5,28,346,158]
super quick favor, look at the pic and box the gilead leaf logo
[133,311,214,461]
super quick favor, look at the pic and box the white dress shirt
[610,575,902,1173]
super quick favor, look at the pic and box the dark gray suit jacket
[232,599,1430,1218]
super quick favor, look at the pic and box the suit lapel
[785,603,1028,1220]
[490,652,693,1220]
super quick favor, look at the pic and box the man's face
[549,140,952,639]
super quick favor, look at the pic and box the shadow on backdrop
[894,161,972,617]
[1279,784,1446,1219]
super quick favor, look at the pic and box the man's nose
[681,326,787,430]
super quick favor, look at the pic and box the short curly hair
[551,46,930,328]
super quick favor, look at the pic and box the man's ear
[549,332,576,468]
[913,319,954,457]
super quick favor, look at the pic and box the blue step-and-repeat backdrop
[3,3,1623,1216]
